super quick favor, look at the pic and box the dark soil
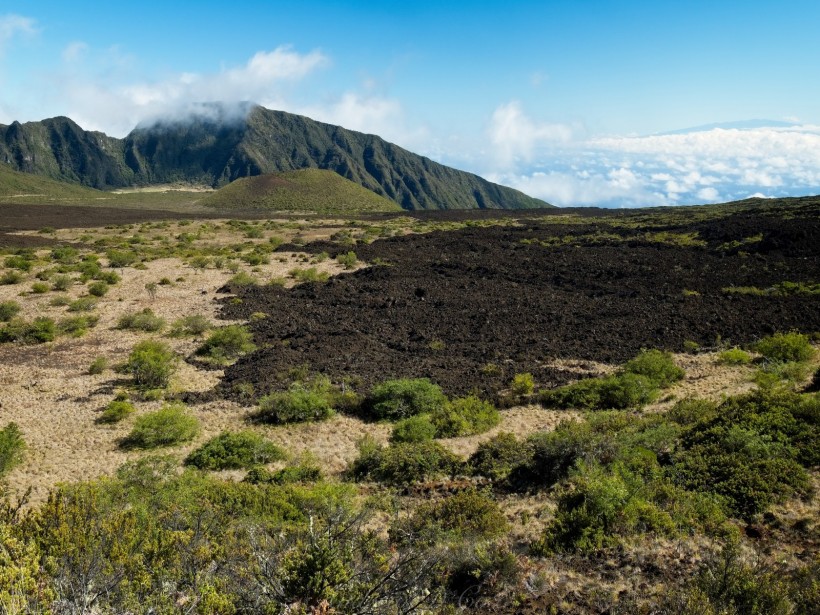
[217,201,820,400]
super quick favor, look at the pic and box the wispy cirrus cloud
[0,14,37,55]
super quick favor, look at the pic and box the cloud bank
[484,103,820,207]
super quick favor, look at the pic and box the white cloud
[0,14,36,53]
[488,101,574,167]
[55,45,329,135]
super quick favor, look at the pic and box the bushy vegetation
[195,324,256,364]
[717,347,753,365]
[96,399,136,425]
[117,308,166,332]
[0,422,25,477]
[391,414,437,443]
[0,317,57,344]
[125,340,176,388]
[255,378,335,424]
[363,378,448,421]
[168,314,211,337]
[185,430,286,470]
[429,395,500,437]
[350,437,462,485]
[754,331,816,363]
[121,403,199,449]
[0,300,21,322]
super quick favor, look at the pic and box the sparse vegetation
[96,399,136,424]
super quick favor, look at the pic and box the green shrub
[336,251,358,269]
[469,432,531,481]
[121,403,199,449]
[289,267,329,283]
[391,489,508,545]
[391,414,436,443]
[364,378,448,421]
[0,422,25,477]
[755,331,816,363]
[88,356,108,375]
[87,281,109,297]
[96,399,136,425]
[4,255,32,271]
[0,300,21,322]
[50,274,73,291]
[67,297,97,312]
[106,249,138,268]
[30,281,49,294]
[117,308,166,332]
[169,314,211,337]
[256,379,335,424]
[195,325,255,363]
[541,372,657,410]
[50,246,78,264]
[717,347,753,365]
[0,317,57,344]
[0,271,23,285]
[58,315,99,337]
[245,454,323,485]
[622,349,685,387]
[350,437,462,485]
[510,372,535,396]
[430,395,500,437]
[667,398,718,425]
[228,271,258,286]
[125,340,176,388]
[97,271,120,285]
[185,430,286,470]
[49,294,71,307]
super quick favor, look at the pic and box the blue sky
[1,1,819,206]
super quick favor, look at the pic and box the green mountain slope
[200,169,402,213]
[1,103,551,211]
[0,163,105,201]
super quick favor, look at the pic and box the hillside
[0,163,105,201]
[200,169,401,213]
[0,103,551,211]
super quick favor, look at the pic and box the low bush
[0,300,21,322]
[666,398,718,425]
[30,281,49,294]
[755,331,816,363]
[256,379,335,424]
[289,267,329,283]
[391,414,436,443]
[541,372,657,410]
[125,340,176,389]
[228,271,258,286]
[336,251,358,269]
[622,349,685,387]
[510,372,535,396]
[469,432,532,481]
[0,317,57,344]
[430,395,500,437]
[717,347,753,365]
[185,430,286,470]
[58,314,99,337]
[391,489,508,545]
[350,437,462,485]
[67,297,97,312]
[117,308,166,332]
[168,314,211,337]
[4,255,32,271]
[106,249,138,268]
[87,281,109,297]
[364,378,448,421]
[121,403,199,449]
[0,422,25,477]
[0,271,23,285]
[195,324,256,364]
[88,356,109,375]
[96,399,136,425]
[50,274,73,291]
[245,454,323,485]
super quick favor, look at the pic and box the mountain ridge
[0,104,551,211]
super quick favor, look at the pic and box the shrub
[364,378,448,421]
[510,372,535,396]
[541,372,657,410]
[185,430,286,470]
[0,300,21,322]
[0,271,23,285]
[755,331,816,363]
[717,347,753,365]
[125,340,176,388]
[117,308,166,332]
[0,317,57,344]
[256,379,335,424]
[391,489,508,545]
[96,399,136,425]
[58,315,99,337]
[106,249,138,268]
[336,251,358,269]
[87,281,109,297]
[50,274,73,291]
[391,414,436,443]
[245,454,323,485]
[67,297,97,312]
[430,395,500,437]
[622,349,685,387]
[49,294,71,307]
[4,255,32,271]
[30,281,49,294]
[195,325,256,363]
[350,437,462,485]
[88,356,108,375]
[289,267,329,283]
[169,314,211,337]
[469,432,531,481]
[667,398,718,425]
[0,422,25,477]
[121,403,199,449]
[228,271,258,286]
[97,271,120,285]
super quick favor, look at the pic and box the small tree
[125,340,176,388]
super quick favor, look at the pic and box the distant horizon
[1,1,818,207]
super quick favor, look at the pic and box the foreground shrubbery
[350,437,463,485]
[363,378,448,420]
[185,430,286,470]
